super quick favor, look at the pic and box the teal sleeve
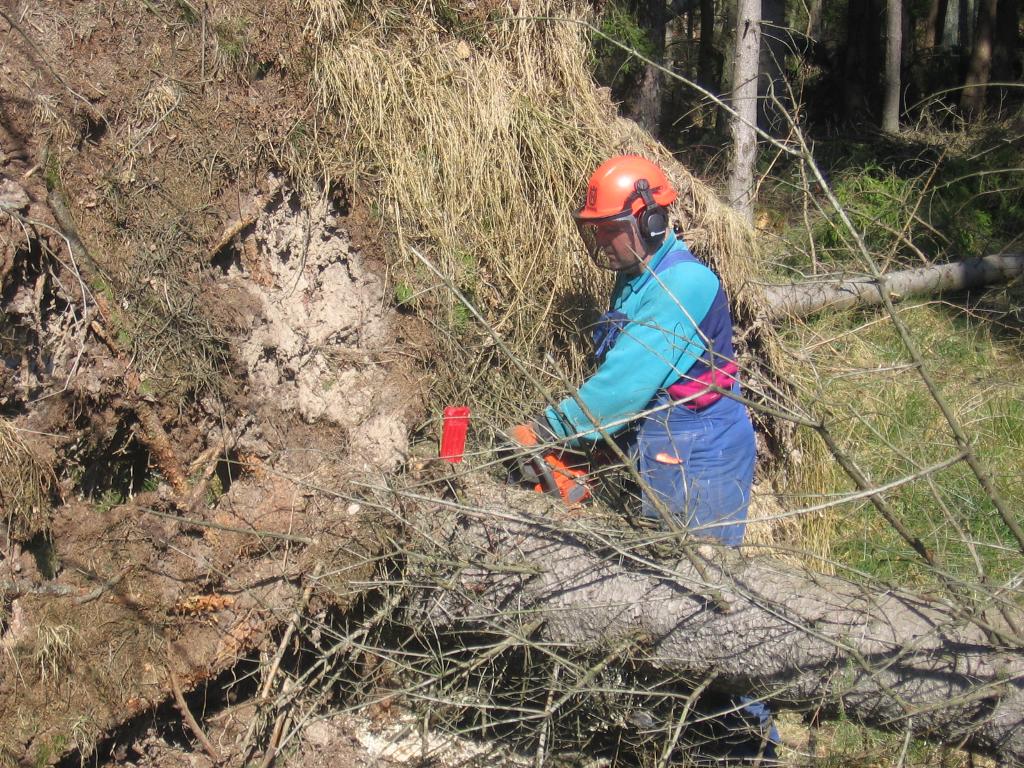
[543,263,719,443]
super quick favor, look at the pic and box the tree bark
[942,0,962,46]
[629,0,668,136]
[805,0,823,39]
[414,508,1024,764]
[761,253,1024,319]
[715,0,738,133]
[727,0,760,223]
[697,0,719,91]
[961,0,999,115]
[758,0,788,132]
[924,0,950,48]
[883,0,903,132]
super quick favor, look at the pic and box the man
[513,154,755,546]
[511,154,777,761]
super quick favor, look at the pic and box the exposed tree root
[167,640,223,764]
[49,188,191,496]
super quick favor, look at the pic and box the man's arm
[543,263,720,443]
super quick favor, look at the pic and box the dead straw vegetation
[0,420,54,543]
[294,0,768,398]
[288,0,816,551]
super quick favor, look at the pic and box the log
[762,254,1024,319]
[410,502,1024,764]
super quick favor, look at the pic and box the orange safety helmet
[578,155,677,219]
[573,155,677,270]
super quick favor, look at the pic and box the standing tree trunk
[631,0,668,136]
[924,0,950,48]
[758,0,787,132]
[805,0,823,38]
[961,0,998,115]
[728,0,760,223]
[698,0,719,91]
[715,0,737,132]
[941,0,961,45]
[883,0,903,132]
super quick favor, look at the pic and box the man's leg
[636,412,699,525]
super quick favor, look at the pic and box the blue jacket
[543,237,735,442]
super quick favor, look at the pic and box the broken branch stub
[409,508,1024,764]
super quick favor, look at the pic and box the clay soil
[0,2,432,765]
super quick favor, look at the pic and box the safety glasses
[573,208,646,271]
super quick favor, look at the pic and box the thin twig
[134,505,314,544]
[241,566,322,761]
[73,568,128,605]
[657,673,717,768]
[167,640,222,763]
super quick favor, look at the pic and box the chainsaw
[497,433,592,507]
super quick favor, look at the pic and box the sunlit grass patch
[0,420,55,543]
[807,716,976,768]
[784,299,1024,589]
[33,624,76,686]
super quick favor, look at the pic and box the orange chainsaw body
[529,452,592,506]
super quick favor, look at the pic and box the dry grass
[301,0,615,391]
[33,623,75,685]
[287,0,807,553]
[32,93,76,148]
[0,419,54,543]
[295,1,763,379]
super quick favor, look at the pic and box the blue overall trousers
[636,386,755,546]
[592,304,777,758]
[590,306,756,546]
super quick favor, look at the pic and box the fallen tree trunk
[410,498,1024,764]
[762,253,1024,319]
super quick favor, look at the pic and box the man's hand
[505,419,591,506]
[509,418,556,449]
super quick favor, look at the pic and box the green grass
[788,300,1024,590]
[814,164,921,263]
[213,17,249,63]
[807,716,970,768]
[393,280,416,308]
[96,488,125,514]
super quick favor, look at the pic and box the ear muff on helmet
[634,178,668,245]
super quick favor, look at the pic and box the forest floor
[0,2,442,765]
[2,2,1020,768]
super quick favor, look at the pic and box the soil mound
[231,183,409,471]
